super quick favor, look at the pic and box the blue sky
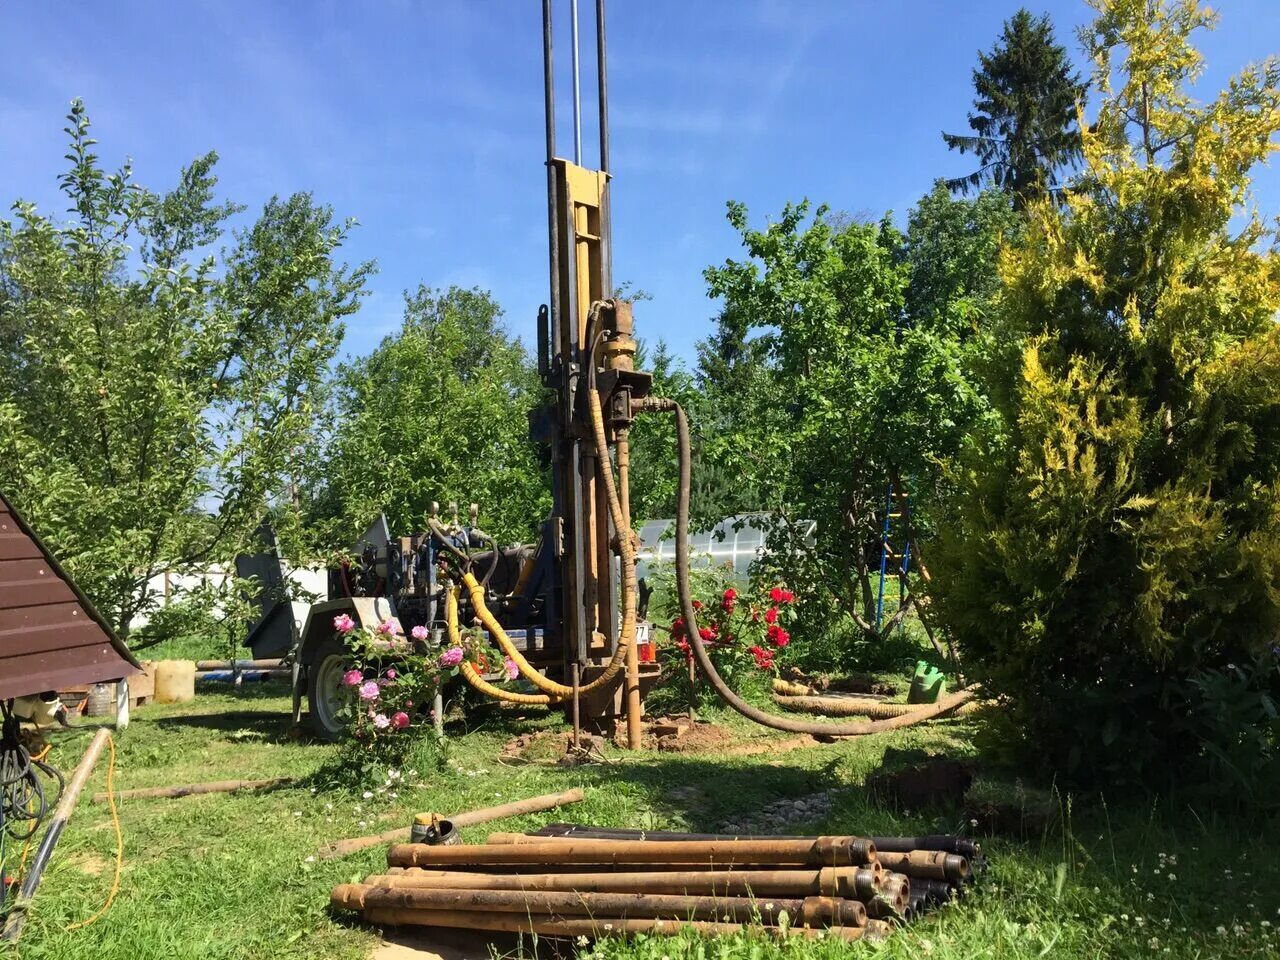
[3,1,1278,366]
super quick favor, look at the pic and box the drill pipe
[386,837,877,869]
[866,873,909,919]
[361,908,882,941]
[333,885,867,928]
[876,850,969,883]
[359,865,883,900]
[528,824,983,864]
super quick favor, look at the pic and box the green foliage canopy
[933,0,1280,787]
[0,101,369,638]
[317,285,549,545]
[943,8,1086,208]
[699,190,1017,659]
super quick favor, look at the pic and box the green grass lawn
[6,683,1279,960]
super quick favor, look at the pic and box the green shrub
[932,0,1280,792]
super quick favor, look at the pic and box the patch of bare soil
[373,928,524,960]
[867,751,976,810]
[68,853,107,875]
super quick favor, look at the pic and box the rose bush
[654,569,800,712]
[332,613,462,745]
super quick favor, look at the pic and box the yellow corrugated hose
[447,586,559,706]
[458,380,637,700]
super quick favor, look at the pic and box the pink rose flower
[372,713,391,729]
[342,669,362,687]
[439,647,464,667]
[385,668,397,680]
[376,618,402,635]
[391,711,410,730]
[359,680,380,701]
[504,657,519,680]
[333,613,356,634]
[411,624,430,641]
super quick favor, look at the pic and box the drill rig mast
[534,0,653,743]
[290,0,656,748]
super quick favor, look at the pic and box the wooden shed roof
[0,493,140,701]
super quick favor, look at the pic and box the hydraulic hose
[455,379,639,701]
[447,586,558,706]
[651,396,976,736]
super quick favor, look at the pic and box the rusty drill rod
[362,864,883,900]
[362,907,882,941]
[319,787,585,859]
[93,776,292,803]
[866,873,910,919]
[334,884,867,928]
[386,836,877,869]
[532,823,983,859]
[877,850,969,883]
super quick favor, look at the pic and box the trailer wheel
[308,636,351,741]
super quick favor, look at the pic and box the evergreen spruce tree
[943,8,1085,209]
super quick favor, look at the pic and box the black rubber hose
[656,397,976,736]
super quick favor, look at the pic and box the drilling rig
[290,0,660,747]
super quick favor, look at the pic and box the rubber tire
[307,635,351,741]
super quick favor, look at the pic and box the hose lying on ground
[646,395,976,736]
[775,695,982,720]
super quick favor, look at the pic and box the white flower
[362,791,373,799]
[1167,873,1175,881]
[304,855,315,863]
[1217,926,1228,936]
[576,936,589,947]
[293,811,302,818]
[358,820,367,828]
[1121,914,1129,922]
[325,802,333,811]
[388,769,401,780]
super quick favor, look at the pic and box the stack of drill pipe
[523,823,983,919]
[331,833,899,942]
[329,829,982,943]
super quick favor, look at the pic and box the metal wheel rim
[313,652,349,736]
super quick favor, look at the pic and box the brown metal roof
[0,493,140,701]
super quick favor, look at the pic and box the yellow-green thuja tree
[933,0,1280,790]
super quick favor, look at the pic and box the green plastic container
[908,660,947,704]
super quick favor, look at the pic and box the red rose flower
[770,586,785,603]
[698,626,717,642]
[723,587,738,602]
[670,617,686,639]
[764,606,779,625]
[692,599,704,611]
[748,645,775,670]
[780,589,795,604]
[771,629,790,648]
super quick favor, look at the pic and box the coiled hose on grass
[648,396,976,736]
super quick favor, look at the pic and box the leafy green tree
[700,192,1012,659]
[943,8,1085,209]
[0,101,369,640]
[317,286,548,545]
[933,0,1280,789]
[625,338,702,524]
